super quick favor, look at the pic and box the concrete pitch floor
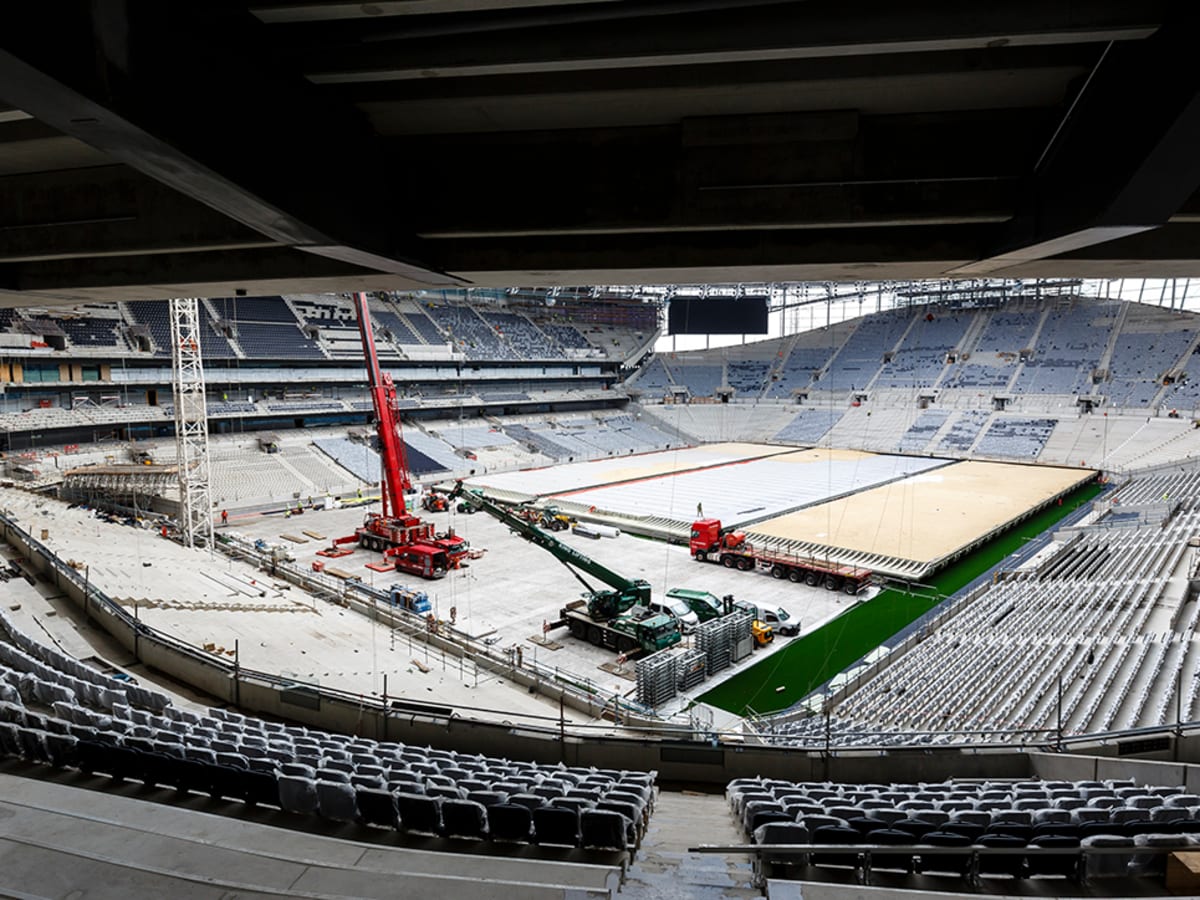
[0,485,862,731]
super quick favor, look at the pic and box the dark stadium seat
[1025,834,1080,879]
[976,833,1026,879]
[846,816,889,838]
[581,809,630,851]
[891,818,937,840]
[941,820,986,842]
[355,787,399,829]
[396,792,442,836]
[917,831,973,877]
[810,825,862,870]
[488,802,535,844]
[533,804,580,847]
[866,828,916,873]
[442,799,489,840]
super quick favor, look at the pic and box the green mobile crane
[447,484,680,654]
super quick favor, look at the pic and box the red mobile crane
[347,292,467,579]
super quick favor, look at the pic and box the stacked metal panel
[675,648,708,690]
[635,651,678,707]
[729,609,755,662]
[695,616,732,674]
[696,610,756,674]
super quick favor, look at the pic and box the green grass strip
[697,479,1104,716]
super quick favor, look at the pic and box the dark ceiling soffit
[0,8,462,286]
[950,9,1200,275]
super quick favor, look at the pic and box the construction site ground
[0,486,861,732]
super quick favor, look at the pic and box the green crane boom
[447,483,650,620]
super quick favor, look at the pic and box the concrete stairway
[622,790,759,899]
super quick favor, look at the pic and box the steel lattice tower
[169,298,213,548]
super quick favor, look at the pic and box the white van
[733,600,799,636]
[646,596,701,634]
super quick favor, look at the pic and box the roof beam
[250,0,617,25]
[304,0,1162,83]
[0,3,461,285]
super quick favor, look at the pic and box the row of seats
[730,777,1200,883]
[0,609,659,855]
[760,485,1192,745]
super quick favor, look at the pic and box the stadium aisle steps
[622,791,758,899]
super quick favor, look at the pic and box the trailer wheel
[587,625,603,646]
[825,575,842,591]
[771,566,786,579]
[569,619,586,639]
[805,571,820,586]
[844,581,860,595]
[737,557,753,571]
[787,568,802,583]
[722,555,736,568]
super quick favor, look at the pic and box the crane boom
[343,293,471,579]
[448,483,650,619]
[352,292,412,521]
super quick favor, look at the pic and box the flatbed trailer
[690,518,872,595]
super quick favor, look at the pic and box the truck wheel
[587,625,603,646]
[771,566,786,579]
[617,635,636,653]
[825,575,842,591]
[737,558,753,571]
[787,568,802,583]
[695,550,707,562]
[569,619,586,639]
[722,555,736,568]
[805,571,820,586]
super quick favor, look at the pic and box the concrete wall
[1032,751,1200,791]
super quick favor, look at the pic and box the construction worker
[221,509,228,526]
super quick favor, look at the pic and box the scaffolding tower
[170,298,213,548]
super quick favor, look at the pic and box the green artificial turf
[697,478,1105,716]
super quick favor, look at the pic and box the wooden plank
[302,529,325,540]
[1167,851,1200,894]
[279,533,308,544]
